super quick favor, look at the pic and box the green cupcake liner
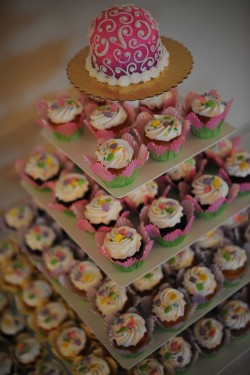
[114,260,143,272]
[103,171,137,188]
[191,121,223,139]
[195,203,227,219]
[223,279,241,288]
[149,150,178,162]
[238,190,250,197]
[64,210,76,218]
[54,128,82,142]
[197,300,212,309]
[34,186,51,193]
[155,235,185,247]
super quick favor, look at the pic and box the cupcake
[167,157,196,184]
[124,181,158,212]
[56,326,87,359]
[167,247,195,271]
[0,352,14,375]
[158,336,193,370]
[219,299,250,336]
[3,258,32,286]
[109,312,149,354]
[95,279,129,317]
[193,318,224,353]
[195,228,224,251]
[0,291,8,313]
[205,138,233,159]
[25,224,56,255]
[14,335,42,366]
[22,280,53,308]
[139,89,177,114]
[0,310,25,337]
[185,90,232,138]
[182,266,218,302]
[33,359,65,375]
[4,203,34,231]
[68,260,103,297]
[43,244,74,277]
[132,357,167,375]
[37,302,68,332]
[0,235,19,264]
[223,211,249,229]
[131,265,165,296]
[224,151,250,193]
[152,287,188,328]
[74,355,112,375]
[37,95,84,141]
[213,245,248,280]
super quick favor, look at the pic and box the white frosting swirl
[90,103,127,130]
[84,194,122,225]
[195,229,224,249]
[0,311,25,335]
[44,245,74,273]
[140,92,173,110]
[104,226,142,260]
[132,265,164,292]
[5,203,34,230]
[133,357,165,375]
[168,158,196,181]
[148,197,183,229]
[127,181,158,207]
[95,139,134,170]
[37,302,67,330]
[183,266,217,297]
[25,224,56,251]
[0,237,18,262]
[152,287,186,323]
[214,245,247,271]
[74,355,110,375]
[15,337,41,364]
[159,336,192,369]
[194,318,224,349]
[95,280,128,316]
[205,139,233,158]
[55,173,89,203]
[69,260,103,292]
[111,313,147,347]
[223,211,249,229]
[4,259,31,285]
[192,174,229,205]
[191,94,226,117]
[168,247,195,270]
[25,152,60,181]
[225,151,250,177]
[56,327,87,357]
[22,280,52,307]
[47,98,83,124]
[220,300,250,330]
[145,115,182,142]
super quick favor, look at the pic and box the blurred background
[1,0,250,205]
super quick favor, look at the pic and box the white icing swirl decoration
[37,302,67,330]
[168,247,195,270]
[5,203,34,229]
[25,151,60,181]
[95,138,134,170]
[74,355,111,375]
[57,327,87,357]
[140,91,173,110]
[191,93,226,117]
[55,173,89,203]
[168,158,196,181]
[22,280,52,307]
[214,245,247,271]
[47,98,83,124]
[44,245,74,273]
[206,139,233,158]
[220,300,250,330]
[25,225,56,251]
[148,197,183,229]
[132,265,163,292]
[69,260,103,292]
[191,174,229,205]
[152,287,186,323]
[90,103,127,130]
[194,318,223,349]
[196,229,224,249]
[4,259,31,285]
[223,211,249,229]
[104,226,142,260]
[15,337,41,364]
[95,280,128,316]
[84,194,122,225]
[225,151,250,177]
[133,357,165,375]
[145,115,182,142]
[111,312,147,347]
[127,181,158,206]
[0,311,25,335]
[159,336,192,369]
[183,266,217,297]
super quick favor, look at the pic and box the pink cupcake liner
[219,167,250,194]
[139,88,178,115]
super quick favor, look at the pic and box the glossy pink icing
[86,4,168,86]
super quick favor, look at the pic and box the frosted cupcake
[213,245,247,280]
[219,299,250,336]
[124,181,158,212]
[182,266,217,302]
[43,244,74,277]
[0,310,25,337]
[132,357,166,375]
[223,211,249,229]
[24,151,60,186]
[193,318,224,353]
[0,236,19,264]
[95,279,129,317]
[167,247,195,271]
[4,258,32,286]
[131,265,165,296]
[205,138,233,159]
[0,352,14,375]
[68,260,103,297]
[139,89,177,114]
[152,287,188,328]
[37,302,68,332]
[167,157,196,184]
[159,336,193,370]
[56,326,87,359]
[15,336,41,366]
[4,203,34,231]
[37,95,84,141]
[195,229,224,251]
[22,280,53,308]
[224,151,250,194]
[74,355,112,375]
[25,224,56,255]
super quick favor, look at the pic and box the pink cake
[86,4,169,86]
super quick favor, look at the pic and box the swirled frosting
[44,244,74,273]
[220,300,250,331]
[191,93,226,117]
[95,138,134,170]
[55,173,89,203]
[191,174,229,206]
[127,181,158,207]
[15,337,41,364]
[56,326,87,357]
[0,352,12,375]
[47,98,83,124]
[74,355,111,375]
[22,280,52,307]
[69,260,103,292]
[0,237,18,262]
[145,115,182,142]
[214,245,247,271]
[25,151,60,181]
[140,91,173,110]
[4,259,31,285]
[84,194,122,225]
[0,311,25,335]
[225,151,250,177]
[34,360,63,375]
[95,280,128,316]
[37,302,67,330]
[5,203,34,230]
[86,4,169,87]
[168,247,195,270]
[195,229,224,250]
[183,266,217,297]
[205,139,233,158]
[193,318,224,349]
[132,265,164,292]
[0,291,8,312]
[153,287,186,323]
[25,224,56,252]
[223,211,249,229]
[111,312,147,347]
[148,197,183,229]
[159,336,192,369]
[168,158,196,181]
[104,226,142,260]
[133,357,165,375]
[90,103,127,130]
